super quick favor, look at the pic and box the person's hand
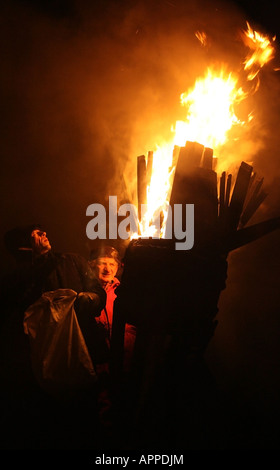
[74,292,102,316]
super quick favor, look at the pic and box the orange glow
[195,31,208,47]
[138,67,247,238]
[140,145,175,238]
[175,68,245,149]
[243,22,275,80]
[133,23,276,239]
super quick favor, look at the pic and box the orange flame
[243,22,276,81]
[175,68,245,149]
[134,23,276,239]
[195,31,208,47]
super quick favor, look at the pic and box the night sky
[1,0,280,450]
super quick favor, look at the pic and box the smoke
[1,0,280,256]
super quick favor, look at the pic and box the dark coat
[0,251,107,373]
[1,251,106,316]
[25,251,105,308]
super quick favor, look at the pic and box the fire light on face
[134,22,276,239]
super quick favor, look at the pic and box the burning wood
[133,140,277,254]
[146,151,153,188]
[201,147,214,170]
[109,22,278,442]
[133,142,278,252]
[228,161,253,232]
[111,141,280,380]
[137,155,147,224]
[128,24,276,242]
[169,141,218,245]
[225,173,232,209]
[240,176,267,227]
[219,171,226,220]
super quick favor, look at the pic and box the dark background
[1,0,280,450]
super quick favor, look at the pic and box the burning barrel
[108,29,279,443]
[111,142,227,371]
[110,141,280,446]
[112,141,279,371]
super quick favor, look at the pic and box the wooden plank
[172,145,180,168]
[137,155,147,223]
[243,172,257,208]
[228,162,253,231]
[227,216,280,252]
[240,190,268,227]
[170,142,218,245]
[219,171,226,219]
[225,173,232,208]
[147,151,153,189]
[240,176,264,226]
[202,147,213,170]
[174,141,205,178]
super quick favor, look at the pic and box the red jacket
[95,277,136,371]
[96,277,120,337]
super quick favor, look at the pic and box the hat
[4,224,42,256]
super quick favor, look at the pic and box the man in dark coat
[2,224,106,367]
[1,225,107,448]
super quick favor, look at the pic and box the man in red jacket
[90,245,136,373]
[91,246,120,338]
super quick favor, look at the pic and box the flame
[133,23,276,239]
[140,145,175,238]
[243,22,275,80]
[195,31,208,47]
[138,67,247,238]
[174,68,245,150]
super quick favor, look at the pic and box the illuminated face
[31,229,51,255]
[96,256,118,284]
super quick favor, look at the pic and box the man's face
[96,256,118,284]
[31,229,51,255]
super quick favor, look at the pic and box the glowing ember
[134,23,276,239]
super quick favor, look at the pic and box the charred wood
[228,161,253,231]
[137,155,147,223]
